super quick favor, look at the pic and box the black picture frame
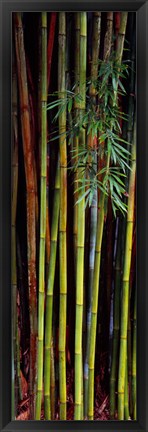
[0,1,148,431]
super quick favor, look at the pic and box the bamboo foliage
[35,12,47,420]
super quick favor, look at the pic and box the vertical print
[12,11,136,420]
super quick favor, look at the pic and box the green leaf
[68,98,73,113]
[75,188,91,205]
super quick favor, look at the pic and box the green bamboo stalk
[132,287,136,419]
[35,12,47,420]
[50,338,56,419]
[44,160,60,419]
[114,12,128,102]
[124,355,130,419]
[45,14,57,285]
[58,12,67,420]
[99,12,113,335]
[73,13,80,263]
[116,12,128,65]
[84,12,101,419]
[118,118,136,419]
[12,52,19,419]
[14,13,37,417]
[126,32,136,417]
[87,12,113,421]
[81,354,84,419]
[88,12,128,420]
[110,218,121,418]
[74,12,87,421]
[127,289,132,416]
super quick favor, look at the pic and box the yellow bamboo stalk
[35,12,47,419]
[58,12,67,420]
[118,118,136,419]
[74,12,87,420]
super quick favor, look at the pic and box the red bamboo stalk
[14,13,37,418]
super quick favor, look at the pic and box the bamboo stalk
[28,92,39,225]
[50,338,56,419]
[58,12,67,420]
[16,238,28,399]
[89,12,101,98]
[106,198,114,359]
[87,12,113,420]
[103,12,113,61]
[118,118,136,419]
[129,225,136,418]
[14,13,37,417]
[44,159,60,419]
[45,11,57,286]
[88,192,105,419]
[45,203,50,275]
[35,12,47,419]
[88,12,128,419]
[74,12,87,420]
[84,12,101,419]
[127,289,132,416]
[26,56,39,224]
[124,355,130,419]
[116,12,128,65]
[110,218,121,418]
[73,13,80,263]
[38,15,42,175]
[132,287,136,419]
[45,177,55,420]
[47,13,57,91]
[121,32,135,408]
[114,13,121,49]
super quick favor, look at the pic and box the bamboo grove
[12,11,136,421]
